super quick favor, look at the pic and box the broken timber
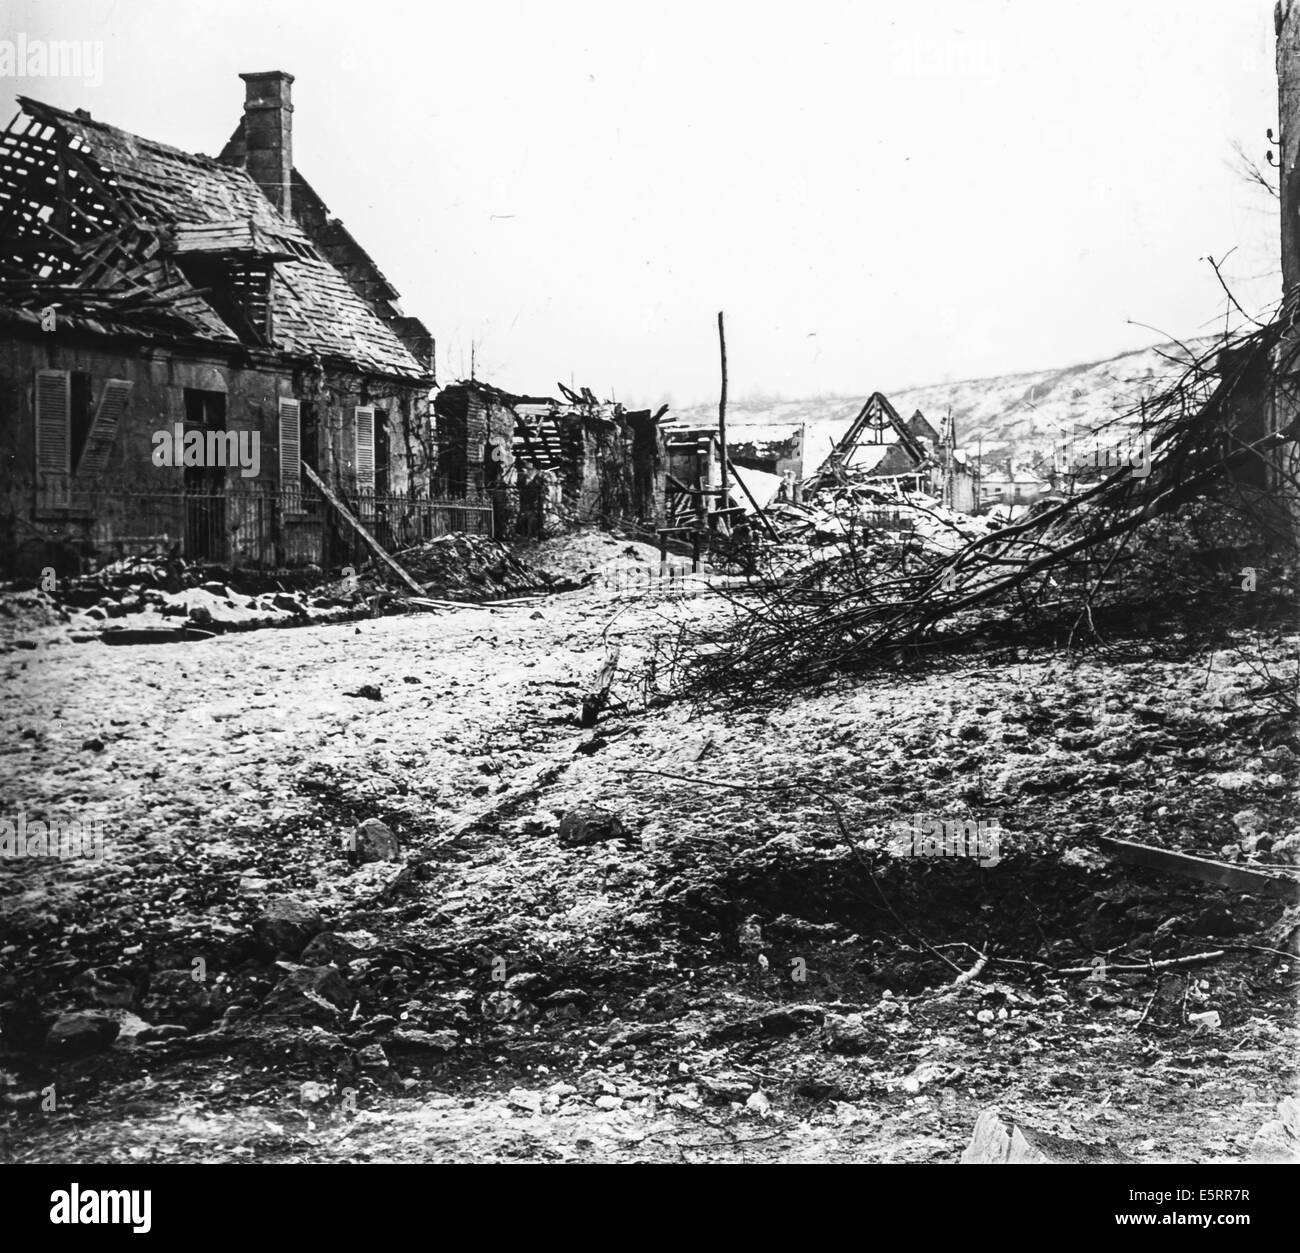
[1099,835,1300,902]
[581,646,621,728]
[300,462,424,597]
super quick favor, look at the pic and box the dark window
[300,401,319,472]
[182,389,226,489]
[180,389,227,559]
[374,409,389,495]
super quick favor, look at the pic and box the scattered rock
[261,966,354,1023]
[300,1081,333,1106]
[823,1014,875,1055]
[1212,771,1255,793]
[1271,833,1300,864]
[536,988,589,1007]
[894,1060,962,1094]
[508,1088,544,1113]
[353,817,401,863]
[299,930,378,964]
[355,1042,390,1073]
[140,968,227,1029]
[504,972,546,996]
[44,1011,120,1056]
[558,806,628,847]
[389,1028,459,1052]
[1233,808,1268,837]
[1061,846,1108,871]
[73,966,140,1008]
[343,684,383,701]
[962,1109,1129,1163]
[254,898,324,958]
[697,1072,753,1103]
[711,1006,824,1043]
[1249,1096,1300,1162]
[137,1023,187,1043]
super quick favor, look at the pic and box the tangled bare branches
[667,303,1300,701]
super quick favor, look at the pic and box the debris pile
[393,534,568,600]
[766,481,995,556]
[0,534,572,650]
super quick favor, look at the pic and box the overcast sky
[1,1,1283,408]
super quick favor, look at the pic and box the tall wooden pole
[717,311,729,512]
[1277,2,1300,546]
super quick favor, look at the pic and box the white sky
[0,0,1283,408]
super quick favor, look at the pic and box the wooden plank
[1099,835,1300,901]
[727,456,780,541]
[300,461,425,596]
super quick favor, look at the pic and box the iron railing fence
[28,475,494,571]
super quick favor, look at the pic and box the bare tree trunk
[1275,1,1300,549]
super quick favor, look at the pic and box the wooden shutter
[35,369,70,475]
[354,405,375,494]
[278,397,301,494]
[76,378,133,478]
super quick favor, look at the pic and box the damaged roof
[0,97,429,379]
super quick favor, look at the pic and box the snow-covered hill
[668,337,1217,469]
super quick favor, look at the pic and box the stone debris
[962,1109,1129,1163]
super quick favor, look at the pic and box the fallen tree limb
[1099,836,1300,902]
[950,950,990,987]
[1059,950,1226,976]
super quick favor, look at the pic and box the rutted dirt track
[1,571,1298,1163]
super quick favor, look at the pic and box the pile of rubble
[393,534,569,600]
[766,481,996,558]
[0,536,571,650]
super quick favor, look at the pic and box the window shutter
[355,405,375,494]
[76,378,133,478]
[278,397,301,495]
[35,369,70,475]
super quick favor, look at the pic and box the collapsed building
[432,379,668,537]
[0,71,462,579]
[806,392,978,512]
[727,423,804,480]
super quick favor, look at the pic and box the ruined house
[433,379,668,536]
[726,422,804,480]
[0,71,458,578]
[807,392,977,510]
[978,462,1049,511]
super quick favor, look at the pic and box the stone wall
[0,322,433,575]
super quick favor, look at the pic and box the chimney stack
[239,71,294,216]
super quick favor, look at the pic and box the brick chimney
[239,71,294,215]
